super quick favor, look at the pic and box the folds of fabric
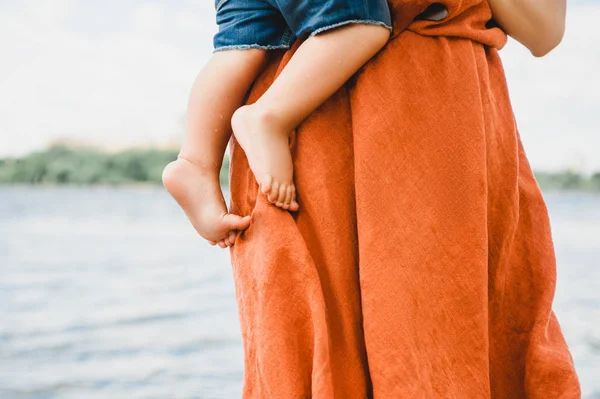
[228,0,581,397]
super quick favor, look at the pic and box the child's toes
[275,184,287,207]
[260,176,273,196]
[217,240,227,248]
[279,186,292,209]
[283,186,294,209]
[289,200,299,211]
[288,186,299,211]
[267,181,280,203]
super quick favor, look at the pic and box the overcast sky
[0,0,598,172]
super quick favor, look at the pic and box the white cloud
[0,0,598,173]
[0,0,217,155]
[501,3,600,173]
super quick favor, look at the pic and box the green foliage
[0,146,597,192]
[533,171,600,192]
[591,173,600,191]
[0,145,185,186]
[220,156,230,186]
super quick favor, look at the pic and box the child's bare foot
[162,158,251,248]
[231,105,299,211]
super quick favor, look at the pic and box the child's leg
[232,23,390,208]
[163,49,267,248]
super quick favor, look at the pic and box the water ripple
[0,187,597,398]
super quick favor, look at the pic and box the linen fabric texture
[227,0,582,397]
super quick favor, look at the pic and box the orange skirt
[228,0,582,397]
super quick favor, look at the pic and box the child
[163,0,392,248]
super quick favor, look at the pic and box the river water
[0,187,598,398]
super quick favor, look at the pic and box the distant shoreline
[0,184,598,195]
[1,145,599,192]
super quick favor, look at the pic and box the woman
[227,0,581,397]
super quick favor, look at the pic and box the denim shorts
[213,0,393,52]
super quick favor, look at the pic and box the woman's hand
[488,0,567,57]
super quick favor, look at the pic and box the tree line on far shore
[0,145,599,192]
[0,145,227,187]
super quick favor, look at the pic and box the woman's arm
[488,0,567,57]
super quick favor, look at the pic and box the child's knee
[368,24,391,49]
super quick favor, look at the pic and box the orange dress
[228,0,582,397]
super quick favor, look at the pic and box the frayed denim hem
[213,20,392,53]
[213,44,291,53]
[309,19,393,37]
